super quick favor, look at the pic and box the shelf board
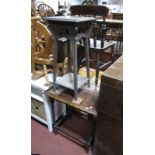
[56,73,88,90]
[31,73,54,91]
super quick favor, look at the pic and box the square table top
[45,81,99,116]
[45,16,95,23]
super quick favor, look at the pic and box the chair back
[38,4,55,18]
[81,0,96,5]
[35,1,45,9]
[70,5,109,17]
[70,5,109,48]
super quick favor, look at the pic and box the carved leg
[71,38,78,100]
[85,114,95,153]
[111,44,115,62]
[53,39,58,92]
[51,99,57,134]
[67,40,72,73]
[84,37,90,87]
[42,94,52,132]
[95,52,100,86]
[66,105,72,119]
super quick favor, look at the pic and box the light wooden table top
[45,82,99,116]
[97,19,123,24]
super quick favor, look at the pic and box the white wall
[98,0,123,12]
[98,0,122,5]
[35,0,123,13]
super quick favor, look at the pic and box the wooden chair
[38,3,55,18]
[112,13,123,20]
[70,5,116,85]
[37,3,55,24]
[107,13,123,52]
[31,17,68,85]
[35,1,45,9]
[81,0,96,5]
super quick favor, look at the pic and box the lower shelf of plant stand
[55,73,88,90]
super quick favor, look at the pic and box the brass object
[31,17,53,84]
[31,0,37,17]
[31,98,47,121]
[31,17,68,84]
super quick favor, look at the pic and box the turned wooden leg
[43,64,49,84]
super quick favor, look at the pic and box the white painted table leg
[42,93,53,132]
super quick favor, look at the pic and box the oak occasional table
[45,83,98,152]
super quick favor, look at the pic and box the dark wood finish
[38,3,55,18]
[37,3,55,24]
[70,5,116,85]
[112,13,123,20]
[97,19,123,27]
[97,18,123,53]
[45,85,98,116]
[45,83,98,152]
[54,111,95,152]
[94,113,123,155]
[81,0,96,5]
[70,5,109,17]
[94,56,123,155]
